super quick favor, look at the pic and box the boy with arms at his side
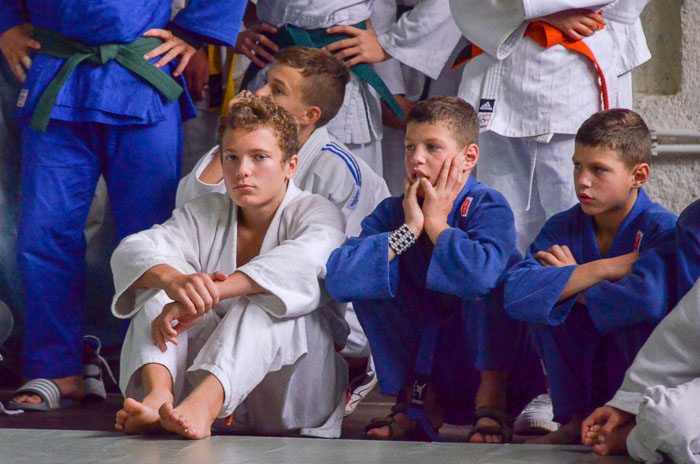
[504,109,678,445]
[326,97,544,442]
[112,98,348,439]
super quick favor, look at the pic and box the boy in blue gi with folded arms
[580,198,700,462]
[504,109,678,445]
[326,96,543,442]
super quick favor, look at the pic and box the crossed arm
[535,245,638,302]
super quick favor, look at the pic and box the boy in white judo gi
[176,46,390,416]
[112,97,347,439]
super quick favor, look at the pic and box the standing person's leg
[0,57,23,365]
[533,134,578,222]
[477,133,546,254]
[103,104,182,242]
[14,121,103,404]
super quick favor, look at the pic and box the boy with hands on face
[326,96,544,442]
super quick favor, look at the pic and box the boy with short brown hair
[504,109,678,445]
[326,96,544,442]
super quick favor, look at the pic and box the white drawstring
[83,335,117,385]
[525,143,537,212]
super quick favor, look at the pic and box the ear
[285,154,298,180]
[463,143,479,172]
[630,163,649,188]
[299,106,322,128]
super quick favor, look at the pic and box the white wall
[633,0,700,214]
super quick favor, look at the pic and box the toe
[367,426,390,439]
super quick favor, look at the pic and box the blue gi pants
[18,104,182,379]
[530,304,656,424]
[0,59,23,342]
[356,296,544,425]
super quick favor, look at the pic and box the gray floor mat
[0,428,634,464]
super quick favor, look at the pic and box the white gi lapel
[294,128,327,182]
[257,181,303,255]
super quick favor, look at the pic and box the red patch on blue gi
[461,197,473,217]
[634,230,644,251]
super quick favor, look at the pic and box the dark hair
[217,97,299,161]
[575,109,652,167]
[273,46,350,127]
[406,96,479,147]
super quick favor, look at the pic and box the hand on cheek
[422,158,466,243]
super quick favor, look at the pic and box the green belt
[278,23,405,121]
[29,27,184,132]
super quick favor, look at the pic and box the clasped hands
[403,158,467,244]
[151,270,228,352]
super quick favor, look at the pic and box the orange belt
[452,19,609,110]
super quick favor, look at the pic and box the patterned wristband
[389,224,417,255]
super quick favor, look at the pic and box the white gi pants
[626,380,700,464]
[120,292,347,437]
[477,132,578,253]
[607,281,700,463]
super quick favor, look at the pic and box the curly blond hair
[217,96,300,161]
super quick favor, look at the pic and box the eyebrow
[269,76,289,92]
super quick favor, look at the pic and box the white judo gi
[253,0,384,175]
[450,0,651,252]
[112,183,349,437]
[176,128,390,357]
[605,279,700,464]
[370,0,465,194]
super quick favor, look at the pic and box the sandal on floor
[6,378,79,412]
[467,406,514,443]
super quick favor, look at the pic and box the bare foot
[526,418,582,445]
[469,416,508,443]
[366,412,416,439]
[593,421,635,456]
[158,401,216,439]
[12,375,85,405]
[115,395,171,434]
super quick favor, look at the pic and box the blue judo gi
[504,188,677,423]
[326,176,544,434]
[0,0,245,379]
[674,199,700,301]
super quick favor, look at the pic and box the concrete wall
[633,0,700,213]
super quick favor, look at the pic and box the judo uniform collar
[582,187,652,260]
[29,27,184,132]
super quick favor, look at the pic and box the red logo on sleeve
[634,231,644,251]
[461,197,473,217]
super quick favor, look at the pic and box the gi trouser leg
[18,105,181,378]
